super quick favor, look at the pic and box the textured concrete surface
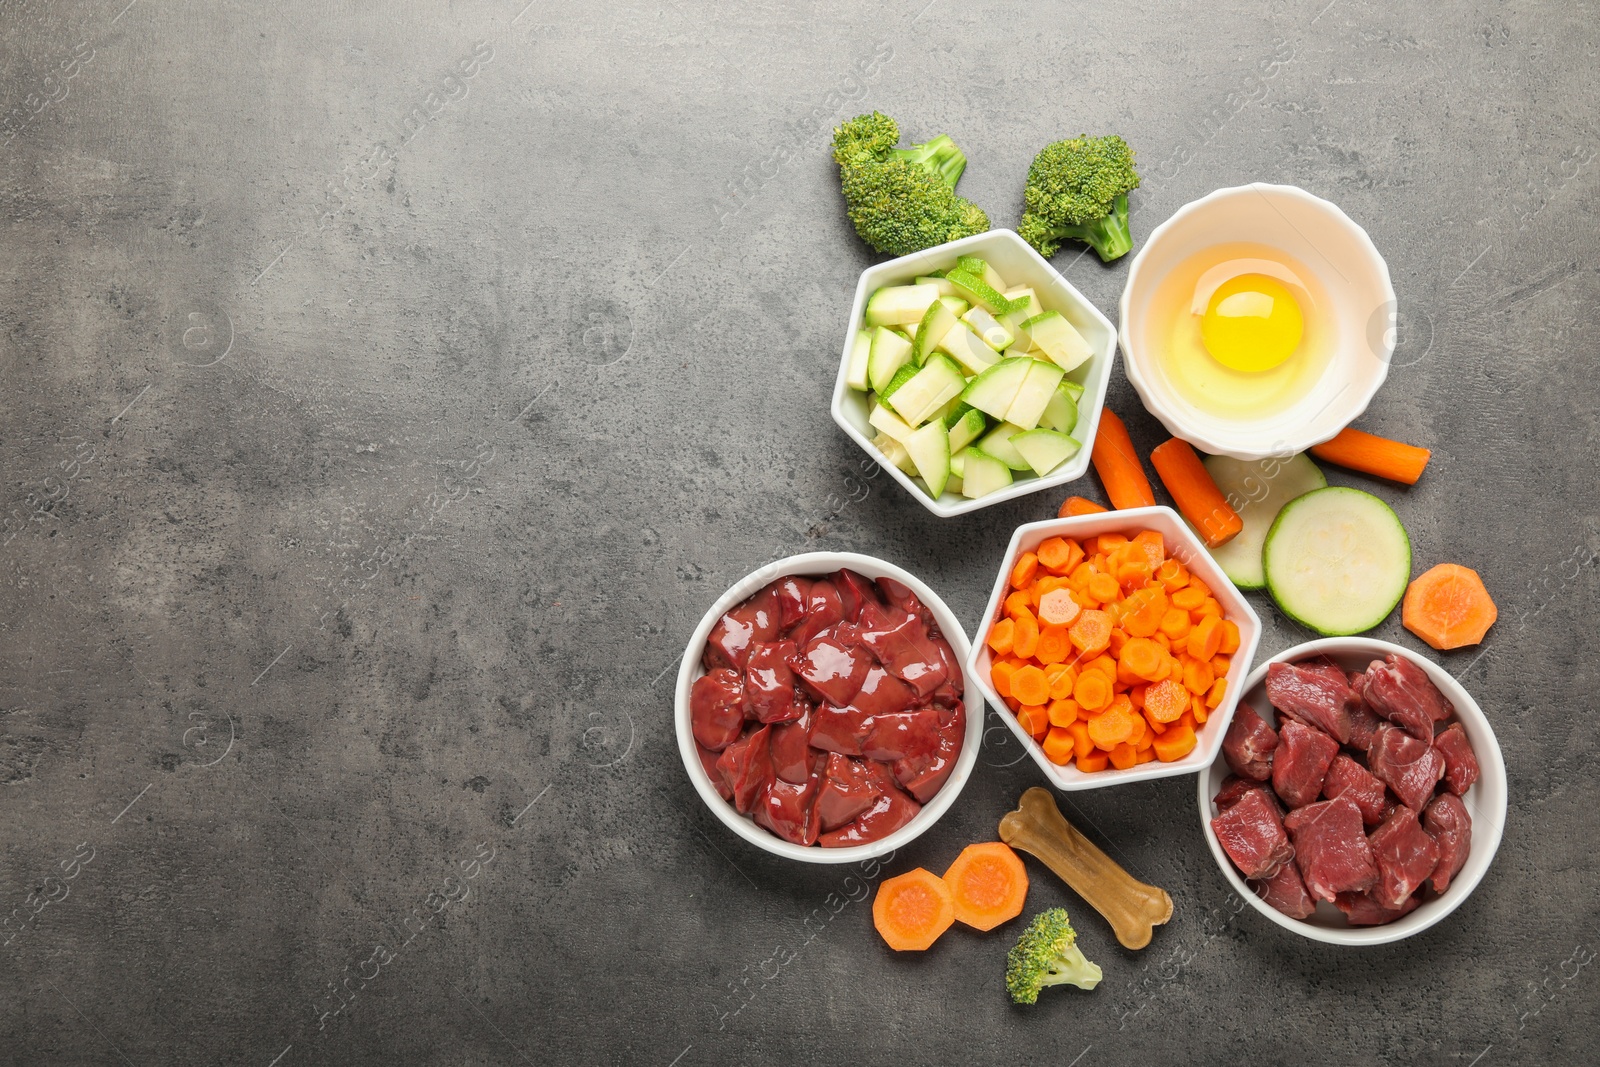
[2,1,1597,1064]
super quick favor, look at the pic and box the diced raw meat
[815,752,881,831]
[1266,661,1353,743]
[875,576,935,632]
[1272,719,1340,808]
[743,641,805,724]
[715,725,774,814]
[1210,788,1294,880]
[690,668,746,751]
[1334,890,1420,926]
[696,742,733,801]
[789,579,844,646]
[808,704,874,756]
[1252,860,1317,920]
[1362,654,1453,742]
[893,703,963,803]
[927,636,964,709]
[854,600,948,696]
[770,576,812,632]
[704,586,781,671]
[846,666,917,717]
[1368,725,1446,811]
[1213,775,1260,811]
[818,782,920,846]
[752,771,822,846]
[767,709,813,784]
[1423,793,1473,893]
[1433,723,1481,795]
[1284,797,1380,902]
[859,709,944,762]
[1223,704,1279,781]
[1367,806,1441,908]
[832,568,881,623]
[789,635,870,706]
[1345,700,1386,753]
[1321,754,1389,825]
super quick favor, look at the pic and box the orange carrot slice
[1403,563,1498,649]
[873,868,956,951]
[942,843,1029,931]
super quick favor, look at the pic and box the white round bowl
[967,506,1263,790]
[831,229,1117,517]
[1197,637,1507,945]
[676,551,983,864]
[1119,183,1396,460]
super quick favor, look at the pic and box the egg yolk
[1200,274,1304,372]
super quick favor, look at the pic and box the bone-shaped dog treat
[999,786,1173,950]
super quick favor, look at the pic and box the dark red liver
[690,668,745,751]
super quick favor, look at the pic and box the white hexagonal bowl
[830,229,1116,518]
[965,506,1263,790]
[1118,183,1396,461]
[676,551,984,864]
[1197,637,1507,946]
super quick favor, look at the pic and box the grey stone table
[3,1,1596,1064]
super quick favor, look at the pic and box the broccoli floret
[1018,135,1140,262]
[831,111,990,257]
[1005,908,1103,1004]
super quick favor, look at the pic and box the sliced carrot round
[1403,563,1498,649]
[873,868,955,951]
[1038,588,1081,627]
[942,843,1028,931]
[1010,665,1050,706]
[1144,678,1189,723]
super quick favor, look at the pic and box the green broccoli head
[831,112,990,257]
[1019,135,1140,262]
[1005,908,1103,1005]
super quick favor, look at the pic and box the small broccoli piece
[1018,135,1141,262]
[1005,908,1103,1004]
[831,111,990,257]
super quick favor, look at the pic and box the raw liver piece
[1368,725,1446,811]
[790,580,844,646]
[927,636,964,710]
[875,576,935,632]
[1334,890,1420,926]
[1433,723,1481,795]
[892,703,964,803]
[1284,796,1380,902]
[854,600,947,696]
[1272,719,1341,808]
[1223,704,1280,781]
[1213,775,1261,811]
[815,752,880,831]
[1367,806,1441,908]
[767,709,813,784]
[1362,654,1453,741]
[1265,661,1353,743]
[715,724,774,814]
[832,568,881,623]
[1423,792,1473,893]
[743,640,805,724]
[818,783,920,847]
[704,586,781,671]
[753,770,822,846]
[858,709,944,762]
[1322,754,1389,825]
[690,668,746,751]
[846,666,917,717]
[696,743,733,801]
[808,704,875,756]
[1210,788,1295,879]
[789,635,869,706]
[770,576,812,632]
[1252,860,1317,920]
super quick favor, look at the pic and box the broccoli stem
[1045,193,1133,262]
[891,135,967,190]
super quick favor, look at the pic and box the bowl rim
[965,505,1263,790]
[1195,636,1508,945]
[675,550,983,864]
[1117,182,1397,460]
[830,228,1117,518]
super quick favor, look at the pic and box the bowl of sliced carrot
[967,506,1263,790]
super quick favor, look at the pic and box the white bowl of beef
[676,552,982,864]
[1197,637,1506,945]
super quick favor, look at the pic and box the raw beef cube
[858,709,944,762]
[1334,890,1421,926]
[1252,860,1317,920]
[1368,725,1446,811]
[1321,754,1389,825]
[1367,806,1441,908]
[690,667,746,751]
[790,634,869,706]
[704,586,781,670]
[1345,699,1386,753]
[1433,723,1481,795]
[1214,775,1261,811]
[743,641,805,724]
[893,703,963,803]
[1284,797,1380,902]
[1223,704,1279,781]
[1266,661,1353,743]
[790,579,844,646]
[1210,788,1294,880]
[1272,719,1341,808]
[715,724,774,815]
[815,752,881,831]
[818,781,920,847]
[1423,792,1473,893]
[1362,654,1453,741]
[753,770,822,846]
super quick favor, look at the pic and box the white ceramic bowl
[676,551,983,863]
[1118,183,1396,460]
[1197,637,1507,945]
[831,229,1116,517]
[966,506,1262,790]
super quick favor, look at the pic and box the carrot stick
[1058,495,1109,518]
[1403,563,1498,649]
[942,843,1028,931]
[1309,427,1431,485]
[1148,438,1243,548]
[1090,409,1156,511]
[873,868,956,951]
